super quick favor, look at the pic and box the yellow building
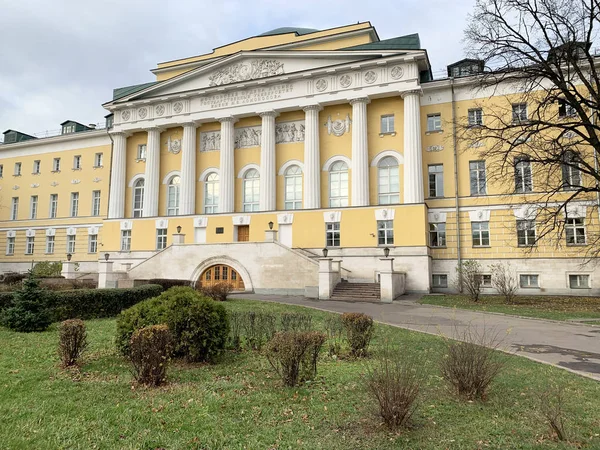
[1,22,597,296]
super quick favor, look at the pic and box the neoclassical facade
[1,22,599,295]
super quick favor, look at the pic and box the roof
[447,58,483,67]
[3,129,35,138]
[60,120,88,126]
[258,27,320,37]
[343,33,420,51]
[113,82,158,100]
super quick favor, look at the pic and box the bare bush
[454,260,483,302]
[265,331,325,386]
[301,331,326,381]
[198,282,233,301]
[540,385,568,441]
[490,263,518,304]
[243,311,277,350]
[341,312,374,357]
[324,315,344,357]
[130,325,173,387]
[58,319,88,367]
[280,312,313,332]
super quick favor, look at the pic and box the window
[517,220,536,246]
[0,164,3,178]
[380,115,395,134]
[378,157,399,204]
[429,223,446,247]
[25,237,35,255]
[167,176,180,216]
[121,230,131,251]
[156,228,167,250]
[137,144,147,160]
[558,99,576,118]
[70,192,79,217]
[468,108,483,126]
[329,161,349,207]
[14,162,22,176]
[29,196,38,219]
[94,153,103,167]
[133,179,144,218]
[520,274,539,288]
[512,103,528,122]
[11,197,19,220]
[46,236,55,254]
[243,169,260,212]
[6,237,15,255]
[91,191,101,216]
[62,123,76,134]
[33,160,41,174]
[49,194,58,219]
[472,222,490,246]
[377,220,394,245]
[514,157,533,193]
[326,222,341,247]
[432,274,448,288]
[284,165,302,210]
[427,113,442,131]
[481,274,493,287]
[204,173,219,214]
[428,164,444,198]
[88,234,98,253]
[562,152,581,190]
[469,161,486,195]
[53,158,61,172]
[569,274,590,289]
[67,235,76,253]
[73,155,81,169]
[566,218,586,245]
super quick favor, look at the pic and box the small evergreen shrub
[32,261,62,278]
[1,272,52,332]
[145,279,190,290]
[58,319,88,367]
[266,331,325,387]
[324,315,344,357]
[198,282,233,301]
[280,312,313,332]
[130,325,173,386]
[341,312,374,357]
[243,311,277,350]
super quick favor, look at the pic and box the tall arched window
[329,161,349,207]
[167,175,180,216]
[133,178,144,218]
[284,165,302,210]
[378,156,400,204]
[204,172,219,214]
[243,169,259,212]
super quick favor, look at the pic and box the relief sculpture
[200,120,305,151]
[208,60,285,87]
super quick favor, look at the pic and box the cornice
[0,129,110,155]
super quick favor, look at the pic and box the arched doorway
[199,264,245,290]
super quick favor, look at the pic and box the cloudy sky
[0,0,475,137]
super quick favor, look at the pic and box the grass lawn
[1,299,600,449]
[420,294,600,321]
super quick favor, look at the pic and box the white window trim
[567,273,591,289]
[518,273,540,289]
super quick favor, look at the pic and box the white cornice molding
[0,130,109,157]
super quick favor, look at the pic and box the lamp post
[322,248,328,257]
[177,225,182,233]
[104,253,109,261]
[66,253,72,262]
[268,221,274,230]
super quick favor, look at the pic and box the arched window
[284,165,302,210]
[133,178,144,218]
[167,175,180,216]
[329,161,349,207]
[243,169,259,212]
[204,172,219,214]
[378,156,400,204]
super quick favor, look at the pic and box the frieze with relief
[200,120,305,151]
[209,59,285,87]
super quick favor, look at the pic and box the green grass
[1,299,600,449]
[420,294,600,321]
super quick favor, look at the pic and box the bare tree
[460,0,600,259]
[455,260,484,301]
[490,262,518,303]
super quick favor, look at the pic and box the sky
[0,0,475,137]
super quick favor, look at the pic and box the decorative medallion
[66,227,77,236]
[7,230,16,238]
[315,78,328,92]
[12,185,19,190]
[173,102,184,114]
[239,217,244,224]
[121,110,131,121]
[364,70,377,84]
[30,183,39,188]
[46,228,56,237]
[26,229,36,238]
[339,74,352,88]
[564,131,575,139]
[382,210,388,218]
[208,59,284,87]
[469,141,485,148]
[426,145,444,152]
[50,181,59,187]
[155,104,165,116]
[390,66,404,80]
[434,213,440,221]
[478,211,484,220]
[329,213,335,220]
[324,114,352,137]
[137,107,148,119]
[165,136,182,154]
[283,215,288,223]
[93,177,102,183]
[71,179,81,184]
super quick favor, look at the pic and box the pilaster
[402,90,424,203]
[180,122,198,215]
[259,111,277,211]
[303,105,322,209]
[349,97,370,206]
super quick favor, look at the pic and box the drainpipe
[451,77,463,292]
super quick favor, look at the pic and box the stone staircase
[331,281,381,301]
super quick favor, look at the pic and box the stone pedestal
[331,259,341,273]
[264,229,278,242]
[172,233,185,245]
[61,261,77,280]
[98,261,114,289]
[319,257,341,300]
[379,258,406,303]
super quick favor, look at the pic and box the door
[200,264,245,290]
[237,225,249,242]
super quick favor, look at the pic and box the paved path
[231,294,600,381]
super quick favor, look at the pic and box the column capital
[110,131,132,138]
[181,121,200,129]
[217,116,238,124]
[400,89,423,99]
[258,110,279,118]
[349,96,370,105]
[302,104,323,112]
[142,126,165,133]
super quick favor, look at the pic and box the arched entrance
[199,264,245,290]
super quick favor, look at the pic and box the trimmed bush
[243,311,277,350]
[1,272,52,332]
[228,311,244,350]
[198,282,233,301]
[58,319,88,367]
[324,315,344,357]
[266,331,326,386]
[341,312,374,357]
[301,331,326,381]
[280,312,313,332]
[32,261,62,278]
[130,325,173,386]
[146,279,190,290]
[0,272,27,285]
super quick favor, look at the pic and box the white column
[402,90,424,203]
[259,111,277,211]
[142,127,162,217]
[303,105,322,209]
[218,117,236,213]
[180,122,198,215]
[108,131,128,219]
[350,97,370,206]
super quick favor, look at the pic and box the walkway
[231,294,600,381]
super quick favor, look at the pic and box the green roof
[113,82,158,101]
[258,27,319,37]
[343,33,421,51]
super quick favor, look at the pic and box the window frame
[52,158,61,172]
[156,228,168,250]
[70,192,79,218]
[512,103,528,123]
[514,157,533,193]
[428,164,444,198]
[133,178,144,218]
[469,160,487,196]
[468,108,483,126]
[329,161,349,207]
[11,197,19,221]
[427,113,442,132]
[73,155,82,170]
[432,274,448,288]
[49,194,58,219]
[94,152,103,167]
[516,219,536,247]
[565,218,586,245]
[14,162,22,176]
[6,236,15,255]
[66,234,76,254]
[380,114,395,134]
[29,195,38,219]
[284,165,303,210]
[519,274,539,288]
[166,176,181,216]
[46,235,55,254]
[242,169,260,212]
[88,234,98,253]
[120,230,132,252]
[377,220,394,246]
[377,157,400,205]
[25,236,35,255]
[137,144,147,160]
[204,172,219,214]
[429,223,447,247]
[569,274,590,289]
[33,160,41,174]
[471,221,490,247]
[325,222,341,248]
[91,190,101,216]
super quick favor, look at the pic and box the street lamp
[66,253,72,261]
[177,225,182,233]
[104,253,110,261]
[383,247,390,258]
[322,248,328,257]
[268,221,274,230]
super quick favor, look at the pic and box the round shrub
[115,295,170,355]
[341,312,374,357]
[58,319,88,367]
